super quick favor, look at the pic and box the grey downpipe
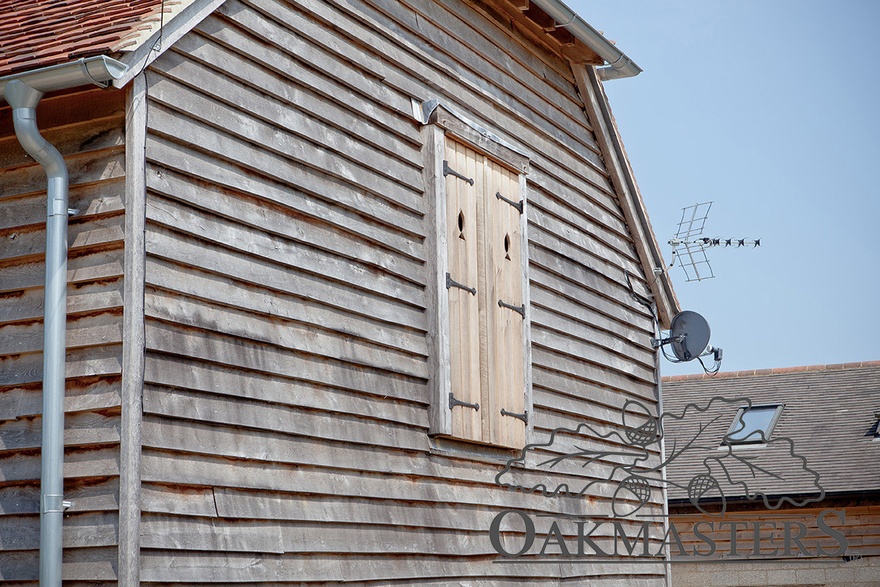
[4,79,70,587]
[529,0,642,80]
[0,56,127,587]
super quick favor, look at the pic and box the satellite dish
[668,310,711,362]
[653,310,723,374]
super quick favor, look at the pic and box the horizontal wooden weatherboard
[0,246,124,294]
[0,447,119,483]
[139,550,665,583]
[143,321,425,401]
[146,168,425,281]
[531,302,654,370]
[152,49,424,173]
[0,212,123,268]
[527,185,635,262]
[0,510,118,550]
[139,513,499,555]
[0,478,120,515]
[0,377,120,422]
[144,134,425,249]
[530,286,649,351]
[0,310,123,357]
[0,116,124,181]
[142,358,426,425]
[531,326,655,385]
[138,445,559,506]
[0,278,124,326]
[183,16,418,146]
[0,409,120,453]
[143,195,425,307]
[0,177,124,233]
[0,83,127,585]
[145,256,426,357]
[401,0,581,101]
[532,368,658,413]
[0,146,125,201]
[529,209,643,280]
[529,266,653,335]
[0,546,119,582]
[143,290,427,380]
[143,224,426,330]
[128,0,669,582]
[529,208,638,278]
[221,0,618,203]
[147,68,424,196]
[140,483,648,541]
[146,88,425,216]
[528,244,653,322]
[0,344,122,389]
[215,0,414,115]
[141,392,428,453]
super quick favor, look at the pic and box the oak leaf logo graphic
[495,397,823,517]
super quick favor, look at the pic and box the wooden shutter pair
[444,138,526,449]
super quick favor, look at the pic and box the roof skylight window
[724,404,783,445]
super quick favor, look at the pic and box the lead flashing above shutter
[416,99,530,175]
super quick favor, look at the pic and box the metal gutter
[529,0,642,80]
[0,56,129,100]
[1,55,128,587]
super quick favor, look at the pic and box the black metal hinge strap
[449,393,479,411]
[495,192,523,214]
[501,408,528,424]
[447,272,476,295]
[498,299,525,318]
[443,160,474,185]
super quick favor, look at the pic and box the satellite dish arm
[698,346,723,374]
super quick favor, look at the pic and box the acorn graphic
[622,400,661,447]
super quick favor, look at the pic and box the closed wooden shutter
[443,138,526,448]
[486,160,526,448]
[445,139,483,442]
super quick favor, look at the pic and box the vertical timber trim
[519,172,534,445]
[425,124,452,437]
[119,72,147,586]
[571,64,679,328]
[113,0,229,88]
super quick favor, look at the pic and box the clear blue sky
[567,0,880,375]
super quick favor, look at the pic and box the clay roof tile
[0,0,171,77]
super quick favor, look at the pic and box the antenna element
[668,202,760,282]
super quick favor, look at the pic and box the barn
[0,0,678,583]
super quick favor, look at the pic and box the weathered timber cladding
[133,0,665,583]
[0,87,126,581]
[0,0,661,584]
[668,502,880,586]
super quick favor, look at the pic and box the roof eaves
[663,360,880,382]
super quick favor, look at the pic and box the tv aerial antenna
[668,202,760,282]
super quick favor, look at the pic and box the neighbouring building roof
[0,0,193,77]
[662,361,880,502]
